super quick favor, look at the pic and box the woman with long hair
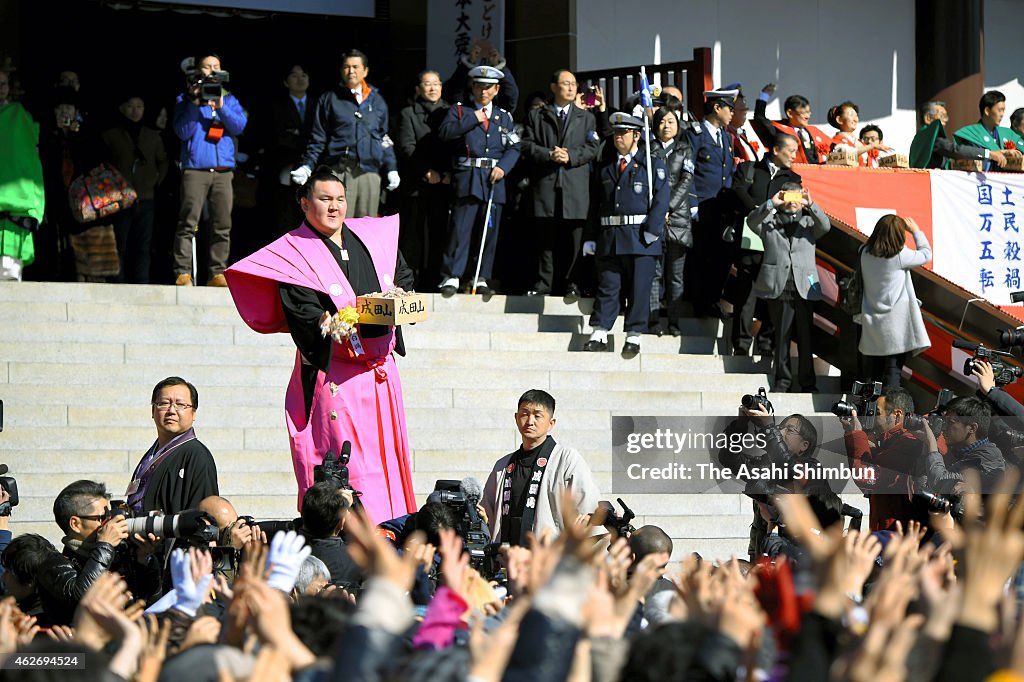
[858,214,931,387]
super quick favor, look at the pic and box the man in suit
[521,69,601,298]
[397,69,451,290]
[686,89,738,320]
[269,64,314,233]
[437,65,520,295]
[583,113,669,355]
[728,133,802,356]
[747,182,830,392]
[751,83,829,165]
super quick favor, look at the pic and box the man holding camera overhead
[126,377,219,515]
[173,52,247,287]
[840,386,929,531]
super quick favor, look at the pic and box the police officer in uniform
[686,89,738,320]
[437,65,521,296]
[583,113,670,355]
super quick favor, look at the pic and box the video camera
[0,464,18,517]
[597,498,636,537]
[106,501,217,545]
[428,479,491,575]
[189,69,230,102]
[903,388,956,434]
[315,442,363,505]
[954,338,1024,387]
[831,380,883,430]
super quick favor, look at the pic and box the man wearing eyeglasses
[126,376,219,515]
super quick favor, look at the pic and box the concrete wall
[576,0,919,152]
[985,0,1024,127]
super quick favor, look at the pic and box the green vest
[909,120,946,169]
[953,121,1024,151]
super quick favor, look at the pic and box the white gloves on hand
[169,549,213,617]
[582,241,597,256]
[265,530,312,593]
[386,170,401,191]
[290,165,312,185]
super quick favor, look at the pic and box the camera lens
[831,400,855,417]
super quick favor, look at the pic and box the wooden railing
[575,47,713,118]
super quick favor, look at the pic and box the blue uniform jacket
[302,84,396,174]
[438,103,520,204]
[173,92,247,170]
[686,122,735,207]
[590,151,670,257]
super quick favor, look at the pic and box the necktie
[297,99,305,120]
[558,108,568,128]
[618,157,627,175]
[482,107,490,131]
[352,89,362,105]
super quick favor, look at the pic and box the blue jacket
[438,102,520,204]
[302,84,396,174]
[173,93,247,170]
[589,150,670,257]
[686,122,735,203]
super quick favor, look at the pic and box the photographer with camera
[719,394,834,562]
[36,480,163,625]
[172,52,247,287]
[841,386,930,531]
[973,358,1024,417]
[300,481,363,589]
[913,396,1006,497]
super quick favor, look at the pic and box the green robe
[0,102,44,265]
[953,121,1024,151]
[909,120,948,169]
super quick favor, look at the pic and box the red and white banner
[799,165,1024,317]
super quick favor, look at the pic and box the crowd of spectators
[4,42,1024,383]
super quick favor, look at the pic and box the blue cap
[468,65,503,84]
[704,88,739,107]
[609,112,643,131]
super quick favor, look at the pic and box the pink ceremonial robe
[224,216,416,524]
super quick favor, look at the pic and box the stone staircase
[0,282,845,561]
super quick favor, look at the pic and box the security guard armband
[500,126,520,147]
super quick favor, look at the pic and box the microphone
[952,338,980,351]
[460,477,487,534]
[340,440,352,465]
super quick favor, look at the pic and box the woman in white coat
[858,214,931,388]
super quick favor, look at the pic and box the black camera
[315,442,363,503]
[0,465,18,517]
[191,69,230,101]
[963,346,1024,386]
[106,502,217,544]
[597,498,636,537]
[904,388,955,434]
[428,480,490,575]
[831,380,883,429]
[741,387,774,414]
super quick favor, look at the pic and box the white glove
[582,241,597,256]
[168,549,213,617]
[386,170,401,191]
[265,529,312,593]
[290,165,312,185]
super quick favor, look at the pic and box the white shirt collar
[554,103,571,117]
[290,94,306,106]
[619,150,636,165]
[703,119,723,142]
